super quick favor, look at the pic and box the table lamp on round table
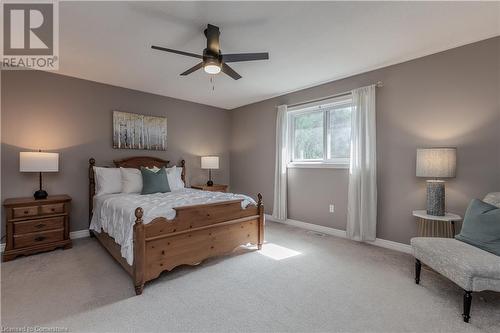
[201,156,219,186]
[20,151,59,200]
[416,147,456,216]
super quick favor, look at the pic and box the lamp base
[34,189,48,200]
[206,180,214,187]
[426,180,445,216]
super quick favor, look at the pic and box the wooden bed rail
[132,193,264,295]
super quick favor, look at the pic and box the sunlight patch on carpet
[258,243,301,260]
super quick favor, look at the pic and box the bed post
[89,158,96,236]
[180,159,186,184]
[133,207,145,295]
[257,193,264,250]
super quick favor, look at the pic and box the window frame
[287,95,352,169]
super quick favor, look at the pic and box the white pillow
[120,168,142,193]
[147,166,160,173]
[484,192,500,208]
[93,167,122,195]
[166,166,185,191]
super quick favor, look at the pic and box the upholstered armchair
[411,192,500,323]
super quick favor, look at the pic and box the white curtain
[346,85,377,241]
[272,105,288,221]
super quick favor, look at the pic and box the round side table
[412,210,462,238]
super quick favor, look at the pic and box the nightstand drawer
[14,217,64,234]
[12,206,39,218]
[40,203,65,215]
[14,229,64,248]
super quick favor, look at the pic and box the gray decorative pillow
[455,199,500,256]
[140,167,170,195]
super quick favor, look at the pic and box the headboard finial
[135,207,144,222]
[257,193,263,207]
[89,157,95,166]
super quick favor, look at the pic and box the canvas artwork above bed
[113,111,167,150]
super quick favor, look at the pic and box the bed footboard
[132,194,264,295]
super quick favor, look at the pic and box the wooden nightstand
[191,184,228,192]
[3,195,72,262]
[413,210,462,238]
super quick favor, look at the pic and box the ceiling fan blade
[180,62,204,76]
[222,53,269,63]
[221,63,242,80]
[204,24,220,53]
[151,45,202,59]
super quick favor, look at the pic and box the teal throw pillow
[455,199,500,256]
[140,167,170,195]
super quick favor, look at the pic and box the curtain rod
[287,81,383,109]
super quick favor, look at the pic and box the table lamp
[201,156,219,186]
[20,151,59,200]
[416,148,456,216]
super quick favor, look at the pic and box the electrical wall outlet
[329,204,335,213]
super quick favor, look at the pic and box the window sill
[287,162,349,169]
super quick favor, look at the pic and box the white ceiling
[58,1,500,109]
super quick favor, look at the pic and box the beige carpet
[1,222,499,332]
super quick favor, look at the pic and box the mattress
[89,188,256,265]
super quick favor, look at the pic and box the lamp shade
[20,152,59,172]
[416,148,456,178]
[201,156,219,169]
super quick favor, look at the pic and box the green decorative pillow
[140,167,170,195]
[455,199,500,256]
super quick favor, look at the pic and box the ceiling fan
[151,24,269,80]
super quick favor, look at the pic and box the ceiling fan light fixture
[204,63,221,74]
[152,24,269,80]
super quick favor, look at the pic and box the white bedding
[90,188,256,265]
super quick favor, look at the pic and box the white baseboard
[265,214,412,254]
[0,229,90,253]
[370,237,412,254]
[70,229,91,239]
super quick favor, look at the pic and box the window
[288,95,352,168]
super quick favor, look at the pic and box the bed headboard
[88,156,186,225]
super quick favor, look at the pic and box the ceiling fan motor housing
[203,48,222,67]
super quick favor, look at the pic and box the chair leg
[463,290,472,323]
[415,259,421,284]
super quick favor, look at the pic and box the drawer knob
[36,223,45,229]
[34,236,46,242]
[24,210,29,214]
[51,208,55,211]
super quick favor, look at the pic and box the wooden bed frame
[89,156,264,295]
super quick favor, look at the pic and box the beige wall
[1,70,230,233]
[230,36,500,244]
